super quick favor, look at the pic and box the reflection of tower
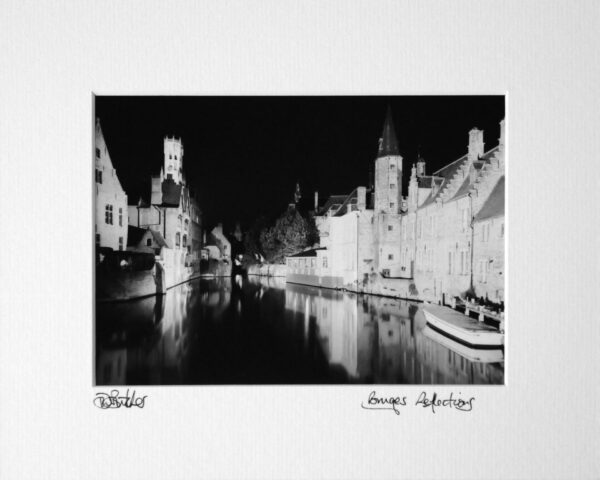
[234,222,242,242]
[329,294,359,378]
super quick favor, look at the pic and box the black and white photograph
[95,96,505,385]
[3,1,599,479]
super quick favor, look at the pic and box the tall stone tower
[164,136,184,184]
[374,107,403,214]
[373,107,404,277]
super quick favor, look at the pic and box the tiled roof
[333,188,358,217]
[377,106,400,158]
[417,176,435,188]
[419,146,500,209]
[317,194,347,216]
[149,229,170,248]
[475,176,505,222]
[288,247,326,258]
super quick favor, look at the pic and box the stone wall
[248,263,287,277]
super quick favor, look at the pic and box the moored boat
[423,304,504,347]
[422,325,504,363]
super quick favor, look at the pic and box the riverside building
[287,110,505,305]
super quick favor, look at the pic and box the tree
[259,208,318,264]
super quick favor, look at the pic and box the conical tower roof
[377,106,400,158]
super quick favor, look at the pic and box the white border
[1,1,599,479]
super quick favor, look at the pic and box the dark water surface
[95,276,504,385]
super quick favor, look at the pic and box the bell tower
[164,136,184,184]
[374,106,403,213]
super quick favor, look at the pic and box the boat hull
[423,305,504,347]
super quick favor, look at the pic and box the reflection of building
[128,136,202,287]
[97,347,127,385]
[95,118,128,251]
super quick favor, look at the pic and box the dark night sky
[95,96,504,231]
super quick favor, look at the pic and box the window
[323,256,328,268]
[482,223,490,242]
[390,184,395,189]
[460,251,465,274]
[169,154,172,159]
[389,203,395,209]
[118,237,123,251]
[175,232,180,247]
[95,147,101,158]
[146,238,152,247]
[174,155,177,160]
[388,225,393,231]
[95,169,102,184]
[390,164,395,170]
[105,204,113,224]
[388,254,394,260]
[183,235,187,248]
[118,208,123,226]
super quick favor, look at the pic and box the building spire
[377,105,400,158]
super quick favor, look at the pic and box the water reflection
[96,277,503,385]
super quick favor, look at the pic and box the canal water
[95,276,504,385]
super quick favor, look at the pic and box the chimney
[357,187,366,211]
[314,191,319,211]
[499,119,505,149]
[468,128,484,162]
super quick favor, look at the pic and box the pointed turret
[377,106,400,158]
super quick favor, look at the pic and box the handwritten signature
[93,389,147,409]
[362,391,475,414]
[361,391,408,415]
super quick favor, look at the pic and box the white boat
[423,304,504,347]
[422,325,504,363]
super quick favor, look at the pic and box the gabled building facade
[128,136,202,286]
[95,118,128,252]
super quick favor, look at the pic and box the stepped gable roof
[161,178,182,207]
[418,146,501,209]
[333,188,358,216]
[127,225,147,247]
[377,106,400,158]
[288,247,326,258]
[475,176,505,222]
[317,194,347,216]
